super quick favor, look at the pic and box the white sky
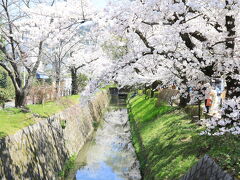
[91,0,109,9]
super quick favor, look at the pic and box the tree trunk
[13,74,27,108]
[15,90,27,108]
[54,57,62,99]
[226,76,240,99]
[55,64,61,98]
[179,89,190,108]
[143,84,147,94]
[225,1,236,98]
[222,1,239,120]
[223,76,240,119]
[179,96,189,108]
[71,67,79,95]
[150,89,154,98]
[150,81,160,98]
[56,77,61,99]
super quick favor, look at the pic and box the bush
[93,121,100,130]
[0,88,10,102]
[137,90,143,95]
[60,120,67,129]
[76,73,88,92]
[146,89,151,97]
[29,79,55,104]
[156,89,179,106]
[0,67,15,102]
[59,154,77,178]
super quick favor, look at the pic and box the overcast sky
[91,0,109,9]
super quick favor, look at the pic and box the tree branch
[134,29,155,53]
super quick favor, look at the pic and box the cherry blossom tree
[0,0,93,106]
[99,0,240,134]
[67,46,104,95]
[0,0,51,107]
[45,25,89,96]
[37,0,112,97]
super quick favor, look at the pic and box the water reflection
[76,162,124,180]
[74,109,141,180]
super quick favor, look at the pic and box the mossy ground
[128,95,240,180]
[0,95,80,138]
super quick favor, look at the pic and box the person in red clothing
[204,83,213,113]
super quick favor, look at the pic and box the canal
[67,92,141,180]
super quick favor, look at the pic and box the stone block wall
[180,155,234,180]
[0,90,109,180]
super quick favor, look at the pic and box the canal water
[68,106,141,180]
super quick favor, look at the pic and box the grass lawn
[128,95,240,180]
[0,95,80,138]
[0,108,34,137]
[28,95,80,118]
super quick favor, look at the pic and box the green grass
[28,95,80,118]
[128,95,240,180]
[0,95,80,138]
[0,108,34,137]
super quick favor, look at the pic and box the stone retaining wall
[180,155,234,180]
[0,90,109,180]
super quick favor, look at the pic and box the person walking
[204,83,213,114]
[210,87,218,116]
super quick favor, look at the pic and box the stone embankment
[0,90,109,180]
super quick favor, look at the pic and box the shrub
[60,120,67,129]
[59,154,77,178]
[0,67,15,102]
[93,121,100,130]
[146,89,151,97]
[76,73,88,92]
[156,89,179,106]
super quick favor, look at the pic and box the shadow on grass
[130,96,175,126]
[131,97,153,117]
[129,96,240,180]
